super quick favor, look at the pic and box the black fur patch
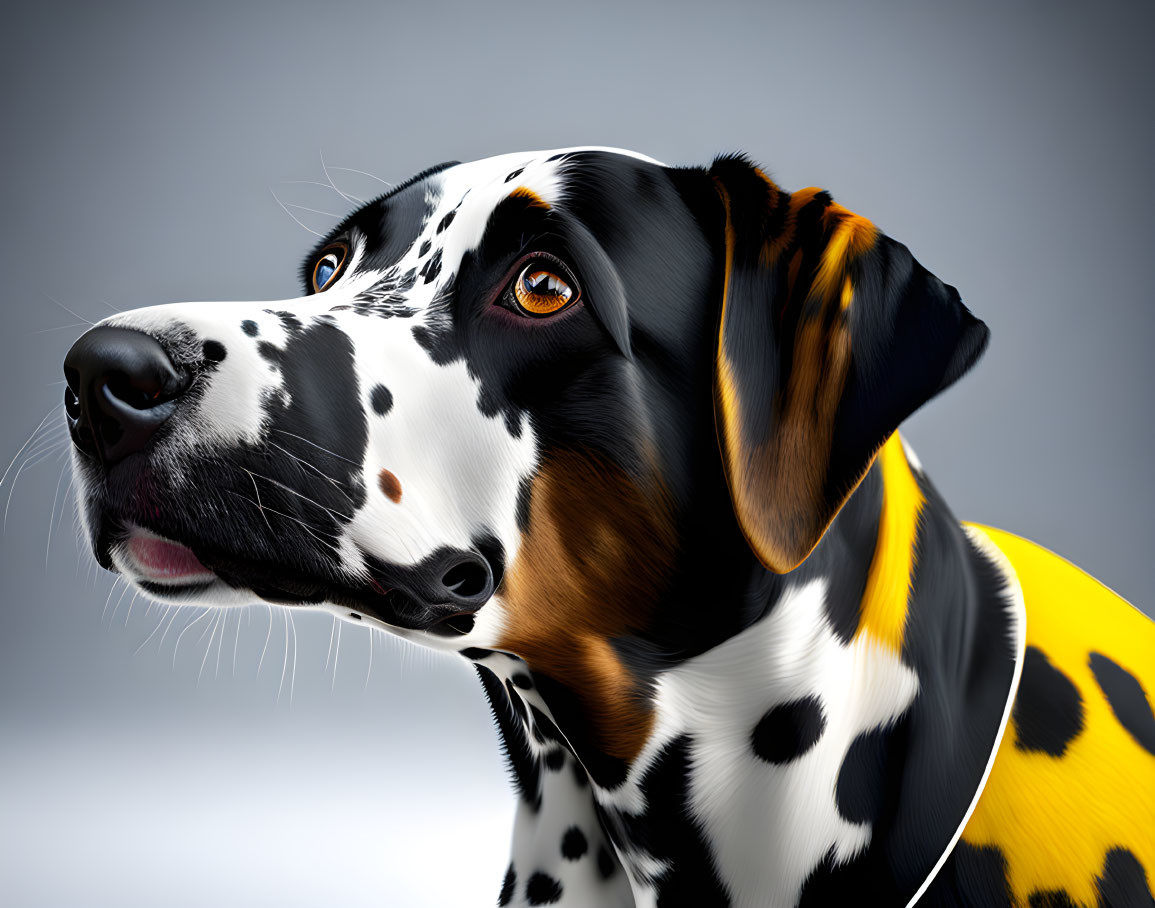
[477,665,541,811]
[1089,652,1155,757]
[369,384,393,416]
[202,340,227,363]
[1095,847,1153,907]
[561,826,588,860]
[525,872,562,905]
[834,719,908,825]
[599,736,731,905]
[1028,891,1077,907]
[499,864,516,906]
[241,320,258,337]
[751,696,826,764]
[1013,647,1085,756]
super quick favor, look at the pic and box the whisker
[134,606,174,655]
[331,619,342,692]
[288,610,299,705]
[1,406,61,489]
[270,187,324,238]
[172,608,212,670]
[328,165,392,186]
[257,604,274,679]
[365,627,374,691]
[319,150,359,205]
[45,457,69,568]
[232,608,242,678]
[324,613,337,670]
[284,201,342,219]
[31,322,92,335]
[197,612,222,686]
[42,293,95,327]
[96,298,122,314]
[271,429,361,465]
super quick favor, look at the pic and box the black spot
[369,384,393,416]
[525,872,562,905]
[1090,652,1155,757]
[202,340,227,363]
[561,826,588,860]
[273,310,303,333]
[422,248,443,284]
[1028,891,1077,908]
[419,238,432,257]
[511,673,533,690]
[597,846,616,879]
[751,695,826,764]
[544,749,566,771]
[241,319,259,337]
[257,341,282,366]
[570,758,588,788]
[461,647,492,661]
[1095,847,1153,907]
[515,475,534,533]
[505,167,525,182]
[436,209,456,233]
[499,864,516,906]
[1013,646,1085,756]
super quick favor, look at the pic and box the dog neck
[476,435,1023,907]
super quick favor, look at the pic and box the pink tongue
[129,535,210,579]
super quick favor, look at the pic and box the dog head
[65,147,986,760]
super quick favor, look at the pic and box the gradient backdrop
[2,2,1152,905]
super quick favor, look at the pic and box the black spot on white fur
[241,320,258,337]
[369,384,393,416]
[751,695,825,764]
[525,872,562,905]
[561,826,587,860]
[202,340,226,363]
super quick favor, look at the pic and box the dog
[63,147,1155,907]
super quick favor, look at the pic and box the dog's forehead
[342,146,666,305]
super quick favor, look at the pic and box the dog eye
[511,263,579,317]
[311,243,348,293]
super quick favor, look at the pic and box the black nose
[63,326,190,465]
[438,551,495,608]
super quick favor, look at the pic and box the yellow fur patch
[962,525,1155,906]
[855,434,924,652]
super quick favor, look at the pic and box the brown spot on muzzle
[496,450,677,763]
[378,468,402,503]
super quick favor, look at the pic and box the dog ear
[709,155,989,573]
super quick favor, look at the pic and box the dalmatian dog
[64,148,1155,907]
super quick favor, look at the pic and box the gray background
[1,1,1152,905]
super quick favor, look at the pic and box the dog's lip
[107,522,481,633]
[121,526,216,586]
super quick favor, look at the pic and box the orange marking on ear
[377,468,402,503]
[813,202,877,304]
[508,187,550,209]
[840,277,854,311]
[496,452,676,762]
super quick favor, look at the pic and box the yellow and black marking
[957,526,1155,907]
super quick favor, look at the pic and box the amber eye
[311,242,349,293]
[511,263,579,317]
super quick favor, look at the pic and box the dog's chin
[100,523,483,639]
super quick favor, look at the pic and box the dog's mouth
[105,523,491,638]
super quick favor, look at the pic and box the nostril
[442,559,491,599]
[103,371,171,410]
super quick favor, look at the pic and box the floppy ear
[710,155,989,573]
